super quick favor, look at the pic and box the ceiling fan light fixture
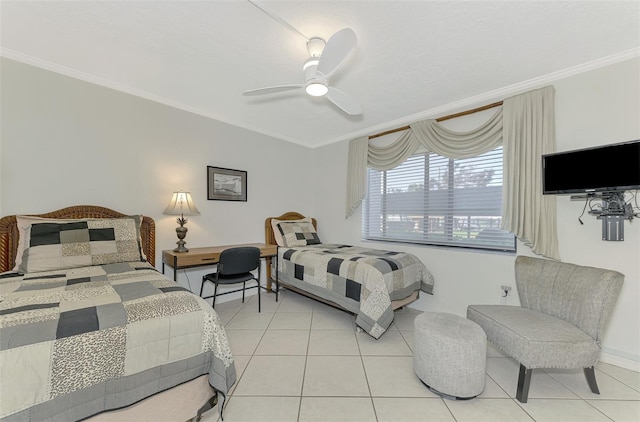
[306,82,328,97]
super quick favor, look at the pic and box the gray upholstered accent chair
[467,256,624,403]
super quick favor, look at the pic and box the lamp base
[174,225,189,253]
[173,243,189,253]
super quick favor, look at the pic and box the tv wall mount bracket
[571,191,638,241]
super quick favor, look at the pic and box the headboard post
[0,215,19,274]
[0,205,156,273]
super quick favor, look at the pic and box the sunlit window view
[364,147,516,251]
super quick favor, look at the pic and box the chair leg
[516,364,533,403]
[212,283,218,309]
[584,366,600,394]
[257,279,261,313]
[199,277,205,297]
[275,254,279,302]
[257,264,262,313]
[242,282,246,303]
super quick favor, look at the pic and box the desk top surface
[162,243,277,259]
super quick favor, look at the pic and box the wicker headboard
[264,211,318,246]
[0,205,156,273]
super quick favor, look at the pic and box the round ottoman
[413,312,487,399]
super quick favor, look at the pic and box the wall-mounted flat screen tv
[542,140,640,195]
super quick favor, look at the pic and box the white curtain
[503,86,559,259]
[346,136,369,218]
[345,86,559,259]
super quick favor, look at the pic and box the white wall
[553,58,640,366]
[2,56,638,368]
[312,57,640,369]
[0,57,314,295]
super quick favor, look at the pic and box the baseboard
[600,348,640,372]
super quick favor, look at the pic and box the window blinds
[363,147,515,251]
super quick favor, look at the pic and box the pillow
[13,216,82,272]
[274,219,321,247]
[271,217,314,246]
[17,216,146,273]
[14,215,147,271]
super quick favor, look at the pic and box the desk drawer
[163,251,220,267]
[174,254,220,267]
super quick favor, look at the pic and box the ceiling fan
[243,27,362,116]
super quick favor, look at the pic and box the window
[363,147,516,252]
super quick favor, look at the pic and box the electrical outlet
[500,284,512,305]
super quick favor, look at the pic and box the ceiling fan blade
[325,86,362,115]
[316,28,357,80]
[243,84,304,96]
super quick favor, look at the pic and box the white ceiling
[1,1,639,148]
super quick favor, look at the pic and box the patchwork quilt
[0,262,236,422]
[276,244,434,338]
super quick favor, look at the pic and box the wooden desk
[162,243,277,282]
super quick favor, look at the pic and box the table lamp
[163,191,200,252]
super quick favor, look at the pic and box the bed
[0,205,236,422]
[265,212,435,339]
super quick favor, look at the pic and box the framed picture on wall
[207,166,247,201]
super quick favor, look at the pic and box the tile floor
[95,289,640,421]
[81,291,640,422]
[199,290,640,421]
[203,289,640,422]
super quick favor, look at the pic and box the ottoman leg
[419,380,478,400]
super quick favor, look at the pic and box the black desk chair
[200,246,262,312]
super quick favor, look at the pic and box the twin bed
[0,206,235,422]
[265,212,435,339]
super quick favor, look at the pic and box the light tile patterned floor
[92,289,640,421]
[211,291,640,421]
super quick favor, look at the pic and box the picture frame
[207,166,247,201]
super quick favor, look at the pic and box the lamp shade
[163,191,200,216]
